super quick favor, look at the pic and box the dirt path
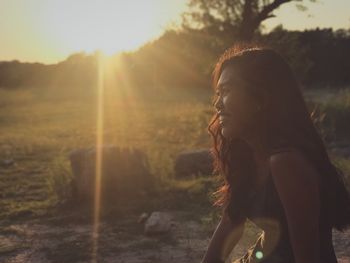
[0,210,349,263]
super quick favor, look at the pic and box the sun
[37,0,185,57]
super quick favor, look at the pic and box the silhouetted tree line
[0,26,349,91]
[257,26,350,86]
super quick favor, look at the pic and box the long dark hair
[207,43,350,232]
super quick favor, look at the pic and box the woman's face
[214,65,261,140]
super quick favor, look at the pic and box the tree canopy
[181,0,318,41]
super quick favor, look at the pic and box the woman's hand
[201,212,246,263]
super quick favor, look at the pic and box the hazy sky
[1,0,349,64]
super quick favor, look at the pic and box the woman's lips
[219,115,230,120]
[219,113,232,126]
[218,112,231,125]
[219,117,229,125]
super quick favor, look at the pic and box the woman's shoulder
[268,139,303,157]
[268,145,316,174]
[268,145,309,165]
[269,145,301,155]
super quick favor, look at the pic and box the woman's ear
[250,89,268,113]
[255,97,267,112]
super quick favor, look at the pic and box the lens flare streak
[92,53,105,262]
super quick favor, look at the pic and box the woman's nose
[214,95,224,112]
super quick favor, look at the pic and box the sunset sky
[1,0,349,64]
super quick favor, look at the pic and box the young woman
[201,44,350,263]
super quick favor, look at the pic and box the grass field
[0,86,218,221]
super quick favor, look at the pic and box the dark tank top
[232,147,338,263]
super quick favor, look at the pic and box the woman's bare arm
[270,150,321,263]
[201,211,246,263]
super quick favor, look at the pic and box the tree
[181,0,318,42]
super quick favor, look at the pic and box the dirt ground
[0,210,349,263]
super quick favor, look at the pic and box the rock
[329,146,350,158]
[1,159,15,168]
[69,145,154,202]
[174,149,213,178]
[144,211,174,235]
[138,213,149,224]
[327,141,350,158]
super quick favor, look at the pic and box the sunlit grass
[0,85,349,224]
[0,85,213,221]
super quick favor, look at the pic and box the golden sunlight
[36,0,186,58]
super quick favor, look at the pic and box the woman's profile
[201,43,350,263]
